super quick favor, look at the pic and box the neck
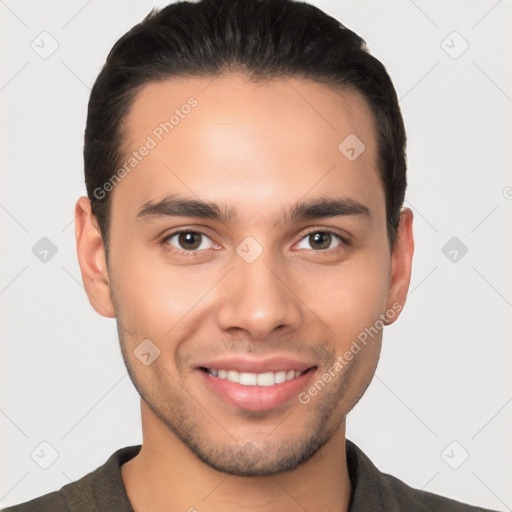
[121,400,352,512]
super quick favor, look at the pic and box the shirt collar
[69,439,400,511]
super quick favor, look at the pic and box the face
[76,73,413,477]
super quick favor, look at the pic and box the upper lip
[197,357,317,374]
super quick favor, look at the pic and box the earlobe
[74,196,115,318]
[385,207,414,325]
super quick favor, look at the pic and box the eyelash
[160,228,349,257]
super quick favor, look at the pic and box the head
[76,0,413,477]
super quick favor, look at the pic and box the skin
[75,73,414,512]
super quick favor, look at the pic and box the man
[2,0,498,510]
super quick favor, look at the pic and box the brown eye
[164,231,214,252]
[178,232,201,250]
[309,232,332,250]
[295,231,344,251]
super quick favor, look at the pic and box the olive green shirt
[1,439,497,511]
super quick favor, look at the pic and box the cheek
[110,248,216,337]
[305,252,390,340]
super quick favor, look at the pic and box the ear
[74,196,115,318]
[385,207,414,325]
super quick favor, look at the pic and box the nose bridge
[215,246,303,338]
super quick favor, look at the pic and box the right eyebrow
[136,195,235,223]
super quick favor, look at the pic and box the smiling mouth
[199,367,315,386]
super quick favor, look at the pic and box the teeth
[205,368,304,386]
[274,371,287,384]
[257,372,275,386]
[226,370,239,382]
[239,372,257,385]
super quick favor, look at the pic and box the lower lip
[198,368,316,411]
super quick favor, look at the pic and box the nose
[215,251,304,340]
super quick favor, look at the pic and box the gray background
[1,0,511,509]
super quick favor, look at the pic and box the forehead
[112,73,383,224]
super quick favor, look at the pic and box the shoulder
[1,491,68,512]
[346,439,498,512]
[1,445,141,512]
[381,471,497,511]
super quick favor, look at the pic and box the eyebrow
[136,194,370,224]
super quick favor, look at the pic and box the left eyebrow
[284,197,370,223]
